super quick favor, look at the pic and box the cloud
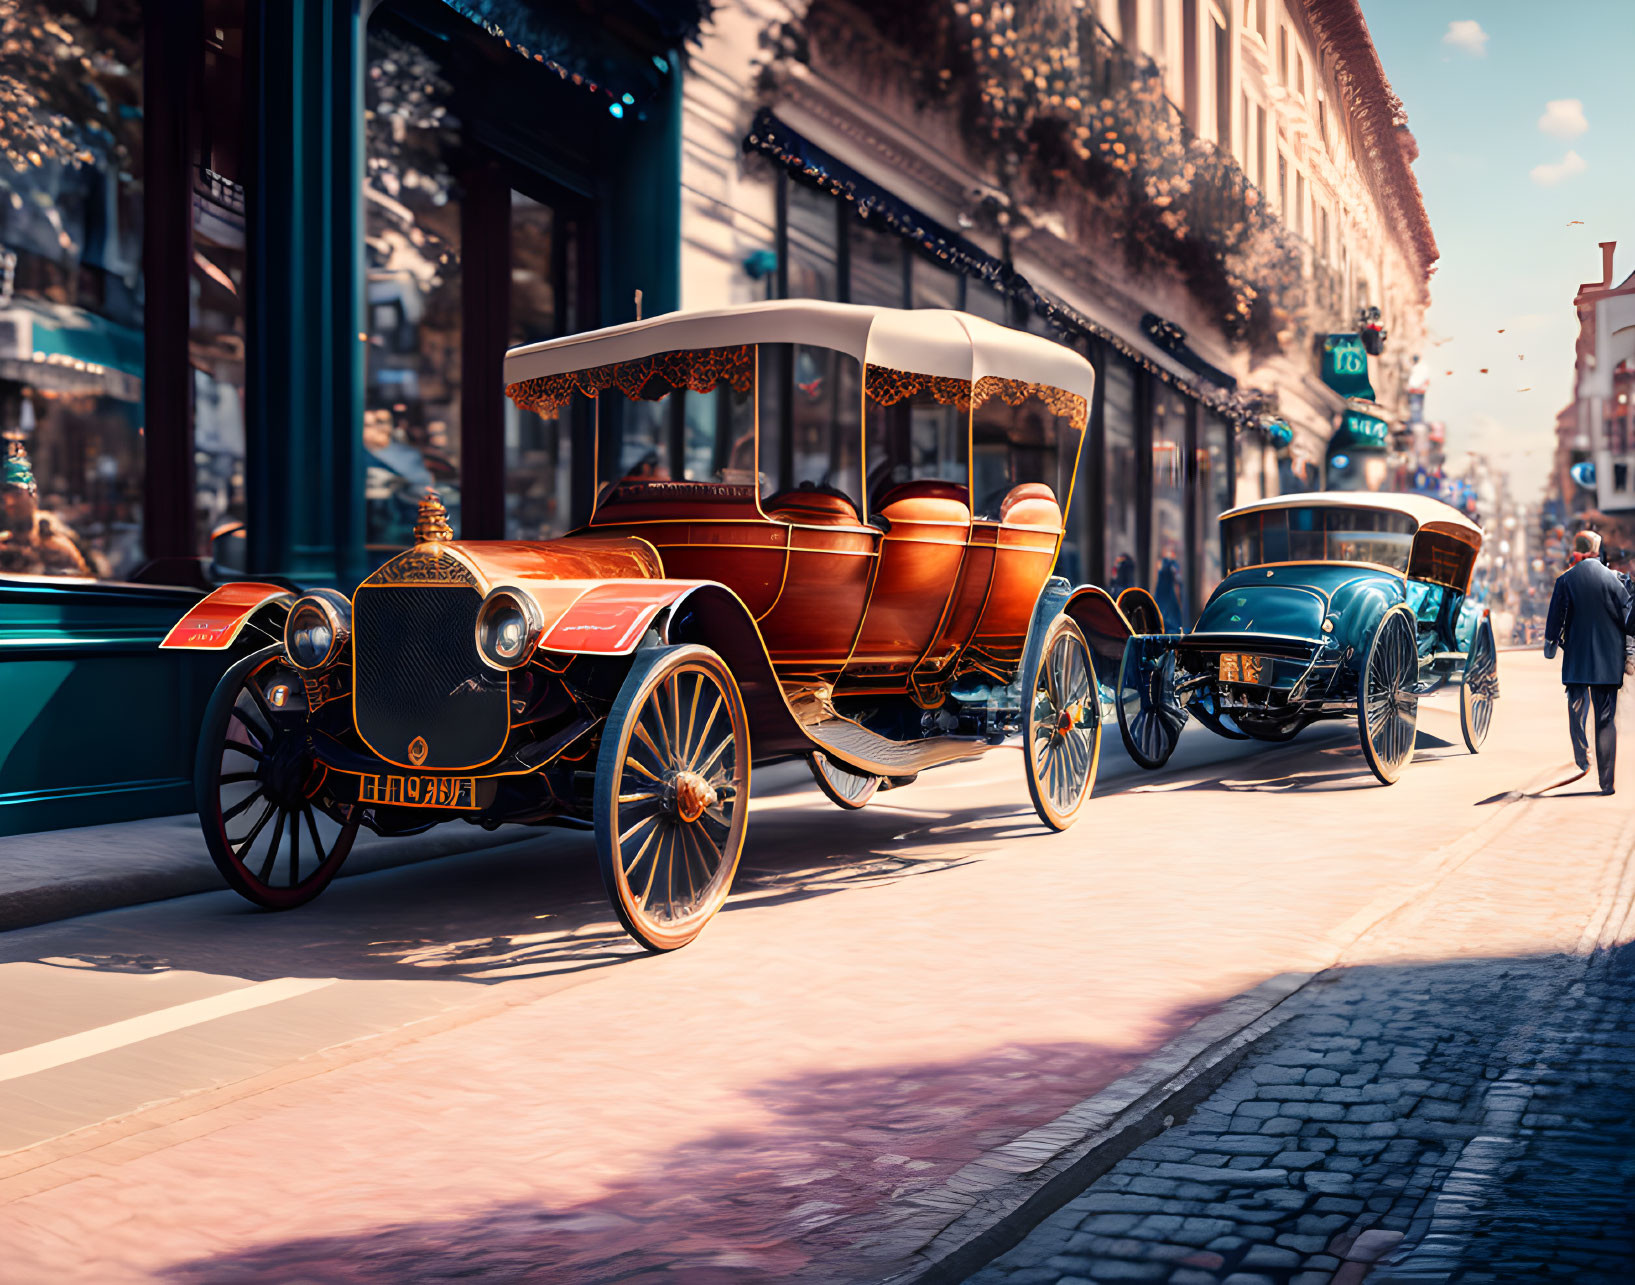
[1531,150,1587,186]
[1538,99,1588,139]
[1442,20,1489,56]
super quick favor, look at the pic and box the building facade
[0,0,1434,835]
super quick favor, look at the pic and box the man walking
[1544,531,1633,794]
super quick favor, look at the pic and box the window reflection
[363,24,462,546]
[0,1,145,580]
[505,192,575,541]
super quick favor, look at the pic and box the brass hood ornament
[413,490,453,544]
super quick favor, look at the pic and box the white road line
[0,977,337,1084]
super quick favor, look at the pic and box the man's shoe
[1605,786,1617,796]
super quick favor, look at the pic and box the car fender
[159,582,297,650]
[658,583,813,760]
[1019,579,1149,719]
[1327,577,1407,659]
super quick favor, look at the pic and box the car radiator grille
[352,585,509,770]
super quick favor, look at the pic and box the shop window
[758,343,862,516]
[0,2,145,580]
[786,181,838,300]
[848,219,906,308]
[363,25,463,547]
[505,192,573,540]
[1151,393,1187,627]
[1198,412,1232,601]
[910,253,960,309]
[964,281,1009,326]
[192,0,250,573]
[1103,356,1140,591]
[864,377,967,508]
[971,383,1079,522]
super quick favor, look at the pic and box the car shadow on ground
[148,945,1635,1285]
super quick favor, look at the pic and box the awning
[0,303,143,401]
[436,0,710,107]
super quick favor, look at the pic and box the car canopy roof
[502,299,1096,407]
[1221,491,1483,544]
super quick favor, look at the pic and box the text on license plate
[1218,653,1271,685]
[356,773,479,809]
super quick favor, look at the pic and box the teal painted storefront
[0,0,688,837]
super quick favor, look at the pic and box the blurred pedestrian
[1544,531,1633,794]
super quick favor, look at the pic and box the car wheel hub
[668,770,717,824]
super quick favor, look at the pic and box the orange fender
[158,582,295,650]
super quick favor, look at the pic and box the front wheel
[196,646,361,909]
[1358,606,1420,784]
[1024,616,1101,830]
[594,645,750,952]
[1460,617,1498,752]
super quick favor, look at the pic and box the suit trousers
[1566,684,1619,791]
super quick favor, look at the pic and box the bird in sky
[1498,328,1506,333]
[1480,368,1489,374]
[1519,387,1532,392]
[1568,220,1585,226]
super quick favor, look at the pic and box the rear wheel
[1190,688,1249,740]
[1024,616,1101,830]
[196,646,361,909]
[595,645,750,952]
[1117,638,1187,769]
[1460,618,1498,752]
[1358,606,1420,784]
[809,753,880,809]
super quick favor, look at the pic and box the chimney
[1576,241,1617,300]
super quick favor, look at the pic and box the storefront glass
[1103,355,1139,591]
[910,254,960,310]
[193,0,249,572]
[363,25,463,545]
[1151,391,1188,628]
[848,220,904,308]
[786,181,837,300]
[505,192,576,540]
[0,1,145,579]
[1198,412,1232,601]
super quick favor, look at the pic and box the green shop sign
[1321,334,1375,400]
[1335,410,1389,450]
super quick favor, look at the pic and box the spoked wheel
[1117,636,1187,769]
[1358,606,1420,784]
[595,645,750,952]
[1190,687,1249,740]
[196,646,362,909]
[809,753,880,809]
[1460,617,1499,753]
[1023,615,1101,830]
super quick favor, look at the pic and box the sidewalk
[0,717,1346,934]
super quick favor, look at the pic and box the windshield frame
[1221,505,1418,577]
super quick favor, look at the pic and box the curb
[866,973,1314,1284]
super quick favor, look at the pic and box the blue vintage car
[1116,492,1498,784]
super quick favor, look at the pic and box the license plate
[1219,653,1271,685]
[354,772,480,809]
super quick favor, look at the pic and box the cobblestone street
[1,653,1630,1282]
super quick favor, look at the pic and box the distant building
[1557,241,1635,556]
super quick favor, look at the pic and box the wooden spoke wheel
[1460,617,1499,753]
[1190,688,1249,741]
[595,645,750,952]
[196,646,361,909]
[1358,606,1420,784]
[809,753,880,809]
[1024,615,1101,830]
[1116,637,1187,770]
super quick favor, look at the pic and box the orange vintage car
[163,302,1160,950]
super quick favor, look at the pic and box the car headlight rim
[284,591,351,672]
[476,587,544,671]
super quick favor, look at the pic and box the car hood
[1195,582,1327,640]
[364,534,664,591]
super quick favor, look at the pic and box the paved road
[0,652,1626,1282]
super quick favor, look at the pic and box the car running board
[803,716,994,778]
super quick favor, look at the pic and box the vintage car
[1115,492,1498,785]
[162,301,1162,950]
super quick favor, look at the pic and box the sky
[1357,0,1635,500]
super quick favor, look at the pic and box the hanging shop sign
[1333,408,1390,450]
[1320,334,1375,400]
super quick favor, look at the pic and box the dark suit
[1544,557,1634,790]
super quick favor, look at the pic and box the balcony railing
[807,0,1309,350]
